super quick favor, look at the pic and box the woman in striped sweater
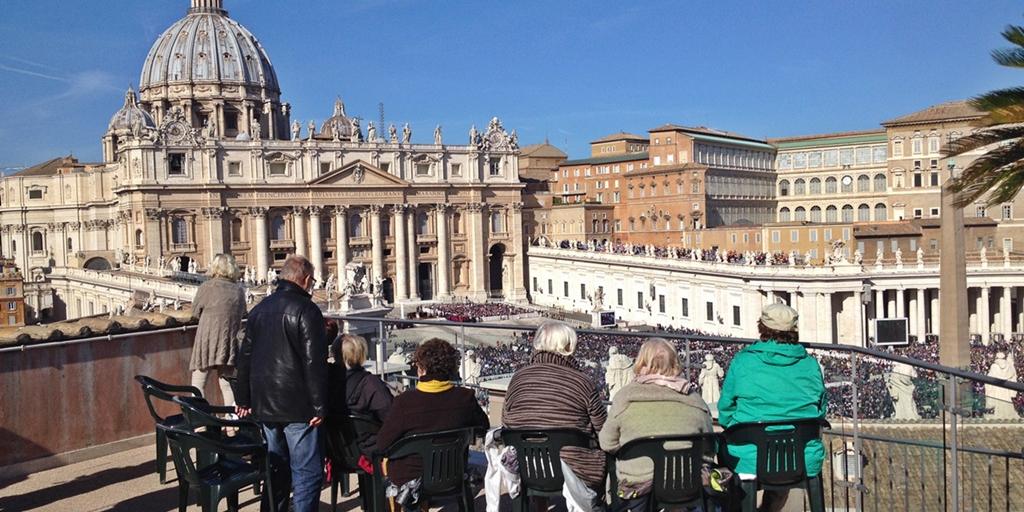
[502,321,607,509]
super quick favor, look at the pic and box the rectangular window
[320,162,331,175]
[580,283,587,299]
[416,163,431,176]
[7,302,15,311]
[7,315,15,325]
[563,281,569,297]
[28,189,43,199]
[706,301,714,322]
[930,172,939,187]
[913,208,923,219]
[681,297,689,317]
[489,159,501,176]
[771,231,780,243]
[547,279,553,294]
[532,277,538,292]
[732,305,741,326]
[617,289,624,306]
[913,173,922,188]
[912,139,923,155]
[930,207,940,217]
[637,292,644,310]
[790,230,799,242]
[5,287,14,296]
[451,163,462,176]
[268,162,288,176]
[228,161,242,176]
[658,295,666,313]
[809,230,818,242]
[1002,204,1013,220]
[168,153,186,175]
[1004,238,1014,253]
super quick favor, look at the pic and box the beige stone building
[0,0,527,309]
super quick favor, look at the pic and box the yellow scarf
[416,380,454,393]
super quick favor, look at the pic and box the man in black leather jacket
[236,254,328,512]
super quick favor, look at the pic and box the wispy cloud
[0,63,68,83]
[0,55,122,110]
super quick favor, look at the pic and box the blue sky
[1,0,1022,170]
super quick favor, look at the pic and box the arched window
[874,203,887,221]
[794,179,806,195]
[270,215,286,240]
[841,205,854,223]
[857,175,870,192]
[31,231,44,253]
[452,212,462,235]
[67,237,74,251]
[809,206,822,223]
[231,218,243,242]
[381,214,391,237]
[826,205,838,223]
[134,229,143,248]
[602,219,609,233]
[794,206,806,222]
[779,180,790,197]
[873,173,887,192]
[779,207,791,222]
[171,218,189,244]
[841,175,853,193]
[349,213,363,238]
[825,177,838,194]
[857,204,871,222]
[592,220,599,233]
[809,178,821,195]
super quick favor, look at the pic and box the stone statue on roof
[434,125,443,145]
[402,123,412,145]
[251,117,261,142]
[308,120,317,141]
[291,120,301,141]
[334,98,347,118]
[887,361,920,420]
[470,125,479,146]
[389,123,398,143]
[367,121,377,143]
[350,117,362,142]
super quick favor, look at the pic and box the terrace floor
[0,443,495,511]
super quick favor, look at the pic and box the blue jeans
[262,423,323,512]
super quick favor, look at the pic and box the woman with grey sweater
[599,338,715,511]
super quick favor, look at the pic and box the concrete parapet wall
[0,326,208,470]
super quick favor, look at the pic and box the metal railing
[330,314,1024,512]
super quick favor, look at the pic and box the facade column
[466,203,487,300]
[203,207,227,259]
[369,205,384,283]
[309,206,324,282]
[292,207,308,257]
[875,289,885,320]
[853,290,866,347]
[509,202,527,301]
[930,289,940,334]
[435,204,451,299]
[896,288,906,319]
[406,207,419,300]
[980,286,991,343]
[393,205,409,301]
[250,207,269,280]
[143,209,165,267]
[818,292,834,344]
[916,288,927,342]
[335,207,349,286]
[1001,286,1013,336]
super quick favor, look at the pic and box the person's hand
[235,406,252,418]
[309,416,323,427]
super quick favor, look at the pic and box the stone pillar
[980,286,991,343]
[293,207,308,257]
[309,206,324,282]
[435,204,451,299]
[853,290,866,347]
[930,290,940,334]
[250,207,269,278]
[1001,286,1013,336]
[144,209,164,266]
[916,288,927,342]
[939,163,970,366]
[875,289,885,320]
[896,288,906,319]
[335,206,349,286]
[466,203,487,300]
[369,205,384,283]
[406,208,419,300]
[203,207,227,258]
[393,205,409,301]
[509,202,527,301]
[818,292,834,344]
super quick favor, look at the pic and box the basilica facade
[0,0,527,305]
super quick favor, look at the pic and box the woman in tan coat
[189,254,246,406]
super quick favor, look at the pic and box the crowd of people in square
[548,238,797,266]
[416,302,533,323]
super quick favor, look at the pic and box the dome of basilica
[138,0,279,96]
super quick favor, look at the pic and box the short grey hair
[532,320,578,357]
[207,254,241,281]
[279,254,314,283]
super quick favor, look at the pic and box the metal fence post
[376,320,385,376]
[948,373,960,512]
[851,352,864,511]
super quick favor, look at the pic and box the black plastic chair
[164,427,275,512]
[722,419,831,512]
[608,434,716,512]
[324,413,382,512]
[500,428,595,512]
[371,428,479,512]
[134,375,203,483]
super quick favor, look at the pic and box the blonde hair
[532,321,578,357]
[341,334,368,368]
[634,338,681,377]
[207,254,241,281]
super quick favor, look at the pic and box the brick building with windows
[0,258,26,327]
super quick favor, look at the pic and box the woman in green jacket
[718,303,828,508]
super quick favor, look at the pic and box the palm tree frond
[1001,24,1024,49]
[992,48,1024,69]
[950,141,1024,207]
[943,125,1024,157]
[971,88,1024,124]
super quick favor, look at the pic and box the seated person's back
[330,334,393,456]
[376,338,489,486]
[718,304,828,477]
